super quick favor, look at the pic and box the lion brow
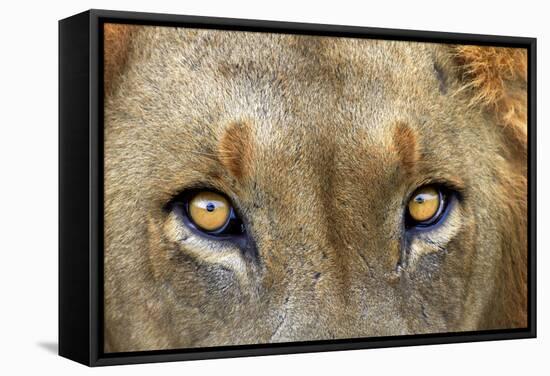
[217,120,254,180]
[392,121,419,176]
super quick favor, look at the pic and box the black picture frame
[59,9,537,367]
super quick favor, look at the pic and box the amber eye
[188,191,231,232]
[407,186,444,226]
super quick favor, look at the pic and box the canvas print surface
[103,23,528,353]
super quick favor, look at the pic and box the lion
[103,23,527,352]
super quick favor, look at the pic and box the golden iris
[408,186,441,223]
[188,191,231,232]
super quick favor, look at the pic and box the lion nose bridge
[266,185,349,285]
[251,177,363,340]
[268,183,333,256]
[265,236,354,342]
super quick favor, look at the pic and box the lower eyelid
[163,212,250,278]
[166,209,245,250]
[163,211,193,243]
[405,197,463,269]
[418,204,462,244]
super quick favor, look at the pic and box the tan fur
[104,23,138,94]
[392,122,419,175]
[103,24,528,352]
[218,120,254,180]
[455,46,528,151]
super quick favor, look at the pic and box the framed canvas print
[59,9,536,366]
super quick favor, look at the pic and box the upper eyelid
[403,179,465,207]
[165,185,235,211]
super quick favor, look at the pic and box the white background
[0,0,546,374]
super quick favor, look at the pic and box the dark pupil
[206,202,216,212]
[415,195,425,204]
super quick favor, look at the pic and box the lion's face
[104,26,527,352]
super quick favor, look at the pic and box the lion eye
[407,186,444,226]
[188,191,231,232]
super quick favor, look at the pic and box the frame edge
[59,10,93,367]
[59,8,537,367]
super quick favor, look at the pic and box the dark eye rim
[167,188,246,240]
[405,185,453,230]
